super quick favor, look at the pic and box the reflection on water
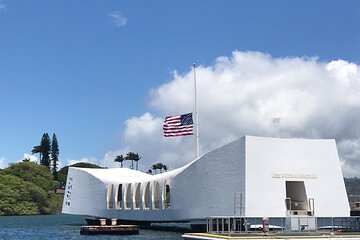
[0,215,183,240]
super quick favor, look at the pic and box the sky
[0,0,359,176]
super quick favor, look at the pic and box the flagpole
[193,63,200,159]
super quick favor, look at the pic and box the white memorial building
[62,135,350,222]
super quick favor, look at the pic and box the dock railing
[207,216,360,234]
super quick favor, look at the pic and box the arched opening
[153,181,161,210]
[134,183,141,209]
[107,184,114,209]
[116,184,123,209]
[143,182,151,210]
[163,179,171,209]
[124,183,132,210]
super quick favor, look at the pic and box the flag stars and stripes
[163,113,194,137]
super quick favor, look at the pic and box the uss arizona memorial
[62,135,350,223]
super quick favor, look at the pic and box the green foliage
[47,192,64,215]
[40,133,51,168]
[32,132,60,178]
[0,160,105,216]
[0,172,50,215]
[51,133,59,180]
[151,162,168,174]
[70,162,102,168]
[3,162,59,191]
[114,154,125,167]
[0,162,65,216]
[31,145,42,156]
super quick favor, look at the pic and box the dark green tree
[40,133,51,168]
[114,155,125,167]
[51,133,59,180]
[33,133,52,168]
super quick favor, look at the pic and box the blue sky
[0,1,359,175]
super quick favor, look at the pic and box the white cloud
[135,51,360,176]
[0,157,7,169]
[124,113,163,141]
[109,11,127,27]
[20,153,39,163]
[72,51,360,177]
[99,148,130,168]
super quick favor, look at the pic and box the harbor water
[0,214,183,240]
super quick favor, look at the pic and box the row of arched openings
[107,180,171,210]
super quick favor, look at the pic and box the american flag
[163,113,194,137]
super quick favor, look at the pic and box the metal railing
[207,216,360,234]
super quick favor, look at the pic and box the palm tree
[31,133,52,168]
[158,163,165,173]
[151,164,158,174]
[125,152,134,169]
[133,153,141,170]
[114,155,125,167]
[151,163,168,174]
[31,145,42,163]
[125,152,141,170]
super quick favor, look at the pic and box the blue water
[0,215,183,240]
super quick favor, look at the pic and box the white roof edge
[68,155,203,183]
[244,135,335,141]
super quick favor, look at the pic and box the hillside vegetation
[0,161,101,216]
[344,178,360,196]
[0,162,61,215]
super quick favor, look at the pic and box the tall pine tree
[40,133,51,168]
[51,133,59,180]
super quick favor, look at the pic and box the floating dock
[182,232,360,240]
[80,225,139,235]
[80,219,139,235]
[183,216,360,240]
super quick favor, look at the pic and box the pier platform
[80,225,139,235]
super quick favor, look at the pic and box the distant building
[62,135,350,223]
